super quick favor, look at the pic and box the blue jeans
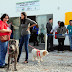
[69,35,72,50]
[0,41,8,66]
[17,34,30,61]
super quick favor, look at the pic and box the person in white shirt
[51,21,61,33]
[50,21,61,39]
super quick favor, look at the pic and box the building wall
[0,0,72,25]
[0,0,72,45]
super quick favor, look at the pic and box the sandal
[24,61,28,64]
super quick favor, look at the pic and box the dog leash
[28,44,40,56]
[28,44,38,50]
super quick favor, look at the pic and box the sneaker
[24,60,28,64]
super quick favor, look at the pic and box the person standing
[17,12,38,63]
[0,14,11,68]
[40,24,45,43]
[50,21,61,39]
[67,20,72,51]
[46,18,53,52]
[32,26,39,46]
[57,22,66,53]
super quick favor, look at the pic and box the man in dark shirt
[46,18,54,52]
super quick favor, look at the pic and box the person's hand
[50,32,53,34]
[66,29,68,34]
[7,29,12,33]
[67,31,68,34]
[26,27,30,31]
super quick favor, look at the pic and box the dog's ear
[43,51,47,56]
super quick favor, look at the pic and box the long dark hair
[21,12,27,24]
[59,22,65,28]
[1,14,9,21]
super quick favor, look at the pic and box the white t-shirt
[51,25,59,32]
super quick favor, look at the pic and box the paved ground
[0,50,72,72]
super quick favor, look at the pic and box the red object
[37,50,40,56]
[0,20,12,41]
[0,20,12,54]
[55,32,58,39]
[28,44,40,56]
[0,20,11,36]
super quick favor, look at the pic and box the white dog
[32,49,49,63]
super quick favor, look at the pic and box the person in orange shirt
[0,14,11,68]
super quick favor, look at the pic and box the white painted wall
[0,0,72,45]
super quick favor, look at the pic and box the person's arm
[64,27,67,33]
[57,28,60,33]
[0,21,11,33]
[67,29,68,34]
[50,29,54,34]
[26,24,37,31]
[26,18,37,31]
[0,29,11,33]
[46,23,51,33]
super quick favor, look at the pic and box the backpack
[59,27,66,34]
[57,27,66,38]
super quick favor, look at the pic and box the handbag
[55,32,58,39]
[0,35,10,42]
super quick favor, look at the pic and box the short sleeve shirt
[67,25,72,34]
[0,20,9,36]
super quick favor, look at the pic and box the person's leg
[41,33,44,43]
[3,41,8,64]
[33,33,36,46]
[69,36,72,51]
[17,36,24,62]
[58,39,61,52]
[24,34,30,62]
[35,34,39,46]
[61,38,64,51]
[36,35,39,46]
[50,35,54,51]
[0,41,8,66]
[70,36,72,50]
[47,35,50,51]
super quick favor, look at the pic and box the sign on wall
[65,12,72,25]
[16,0,40,12]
